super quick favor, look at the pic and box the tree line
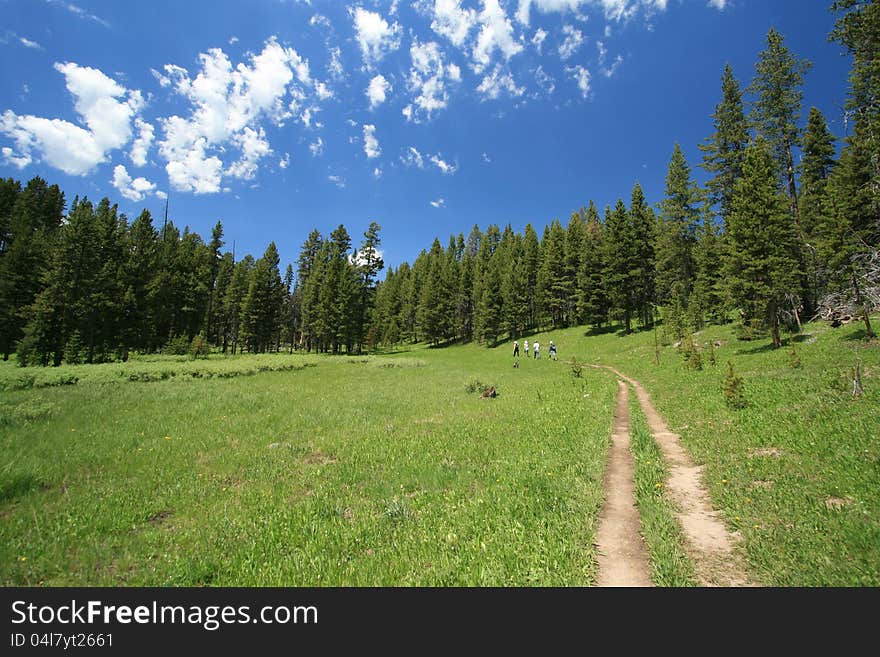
[372,5,878,350]
[0,2,876,366]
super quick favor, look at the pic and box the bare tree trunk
[852,271,875,338]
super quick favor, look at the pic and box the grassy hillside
[1,316,877,586]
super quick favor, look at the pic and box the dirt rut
[594,380,653,587]
[592,365,754,587]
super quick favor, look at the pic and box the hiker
[549,340,557,360]
[523,340,529,356]
[533,341,540,359]
[513,340,520,357]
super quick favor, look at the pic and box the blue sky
[0,0,852,273]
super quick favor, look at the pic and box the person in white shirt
[523,340,529,356]
[533,341,540,359]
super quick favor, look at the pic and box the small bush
[64,331,86,365]
[190,333,209,360]
[570,358,583,378]
[788,346,802,369]
[164,335,190,356]
[722,361,747,409]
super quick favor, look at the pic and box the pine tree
[700,64,749,225]
[656,144,699,310]
[0,176,64,359]
[577,202,608,327]
[537,220,567,328]
[604,199,638,333]
[354,221,384,352]
[630,182,656,327]
[725,137,803,347]
[521,223,541,330]
[692,200,726,325]
[242,242,285,353]
[748,28,811,227]
[798,107,837,312]
[564,212,585,325]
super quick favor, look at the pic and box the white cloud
[45,0,110,28]
[430,198,446,208]
[430,154,457,174]
[517,0,667,25]
[403,39,461,122]
[229,35,239,45]
[111,164,157,202]
[328,174,345,188]
[430,0,477,47]
[476,64,525,100]
[1,145,31,168]
[129,118,154,167]
[226,126,271,180]
[309,136,324,156]
[0,62,142,175]
[20,37,42,49]
[156,37,317,193]
[373,166,382,178]
[558,25,583,60]
[363,124,380,158]
[708,0,726,8]
[567,64,591,98]
[155,190,167,200]
[534,65,555,95]
[279,152,290,168]
[309,14,331,28]
[314,80,333,100]
[531,28,548,53]
[597,39,607,62]
[473,0,523,74]
[351,7,402,69]
[367,74,390,109]
[151,68,171,87]
[401,146,424,168]
[602,54,623,77]
[482,152,491,163]
[400,146,456,174]
[328,47,344,80]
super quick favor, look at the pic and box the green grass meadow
[1,317,878,586]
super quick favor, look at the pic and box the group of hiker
[512,339,557,361]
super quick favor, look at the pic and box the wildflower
[164,436,171,440]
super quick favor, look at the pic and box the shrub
[722,361,747,409]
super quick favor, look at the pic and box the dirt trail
[594,380,653,587]
[592,365,754,587]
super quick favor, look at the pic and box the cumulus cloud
[567,64,591,98]
[328,47,344,80]
[229,35,239,45]
[279,152,290,168]
[558,25,583,60]
[430,0,477,47]
[516,0,667,25]
[351,7,402,69]
[429,153,457,174]
[400,146,424,168]
[156,36,317,193]
[476,64,525,100]
[129,118,154,167]
[363,124,380,158]
[534,65,556,95]
[111,164,157,202]
[400,146,456,174]
[403,39,461,122]
[708,0,726,8]
[373,166,382,178]
[0,62,143,175]
[19,37,43,49]
[602,54,623,77]
[309,136,324,156]
[531,28,548,53]
[328,174,345,188]
[367,74,390,109]
[430,198,445,208]
[473,0,523,74]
